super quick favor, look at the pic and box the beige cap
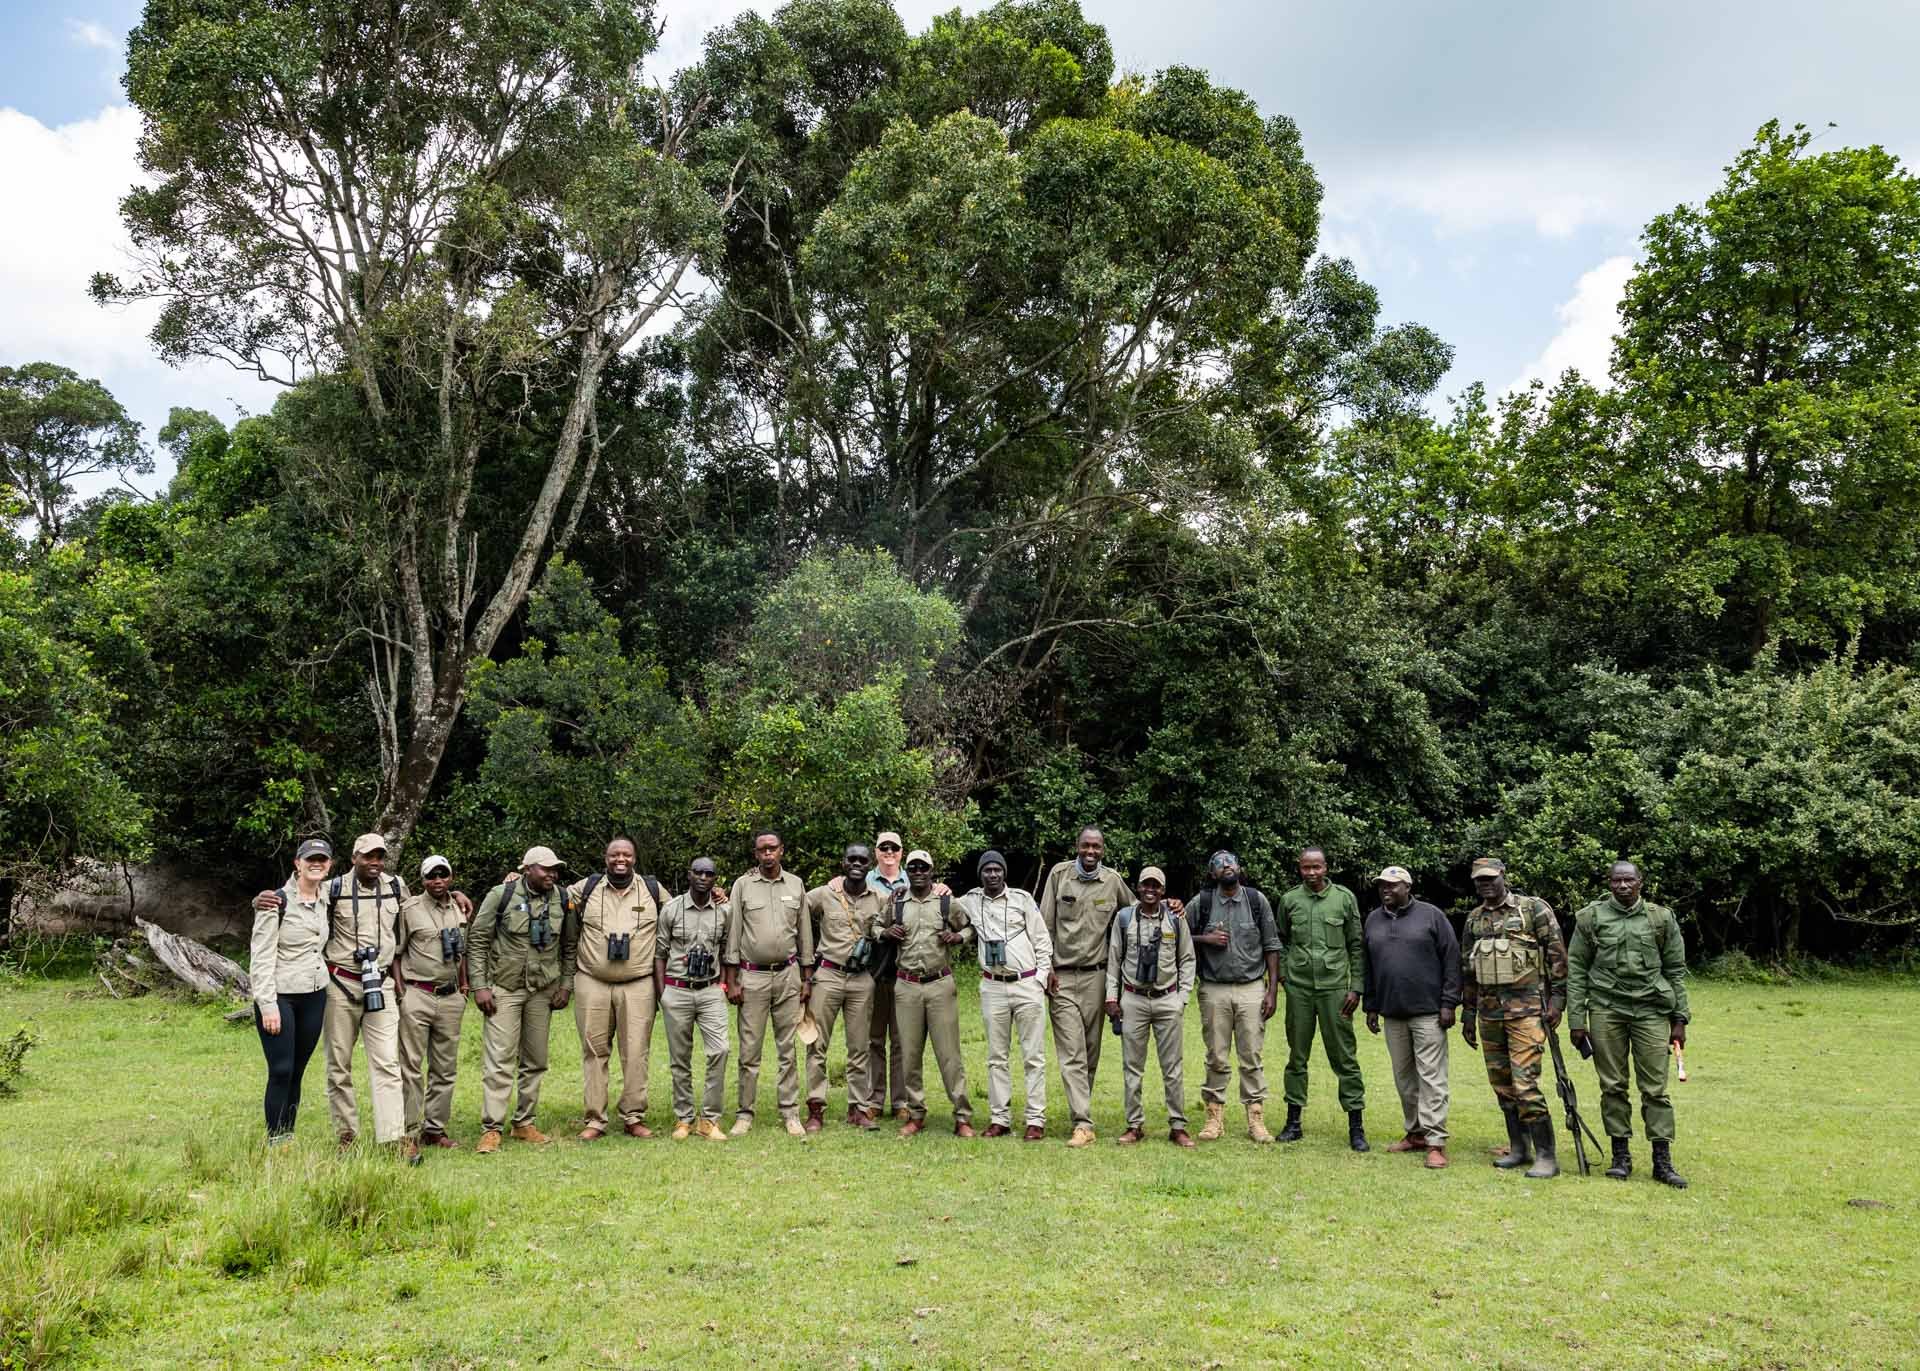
[420,854,452,878]
[905,849,933,867]
[521,845,565,869]
[1374,865,1413,884]
[1137,865,1167,887]
[351,832,388,857]
[875,831,904,849]
[796,1004,821,1046]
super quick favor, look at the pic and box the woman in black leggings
[251,837,334,1140]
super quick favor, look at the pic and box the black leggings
[256,989,327,1137]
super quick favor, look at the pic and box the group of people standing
[245,826,1691,1187]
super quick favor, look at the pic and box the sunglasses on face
[877,843,901,851]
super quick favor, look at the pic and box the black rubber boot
[1277,1104,1304,1142]
[1605,1136,1632,1180]
[1524,1117,1559,1179]
[1347,1109,1369,1153]
[1492,1108,1531,1169]
[1650,1140,1688,1189]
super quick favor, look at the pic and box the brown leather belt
[896,968,953,984]
[663,976,716,990]
[735,958,796,972]
[981,969,1037,983]
[1056,963,1104,973]
[405,979,460,996]
[1124,983,1178,999]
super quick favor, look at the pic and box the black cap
[296,838,332,860]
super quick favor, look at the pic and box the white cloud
[0,105,278,481]
[65,19,118,52]
[1509,254,1636,392]
[1330,151,1659,240]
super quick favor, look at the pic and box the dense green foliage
[3,3,1917,957]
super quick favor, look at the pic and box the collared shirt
[1277,881,1365,993]
[396,891,466,988]
[571,873,660,984]
[1461,890,1567,1020]
[251,882,328,1005]
[1361,898,1461,1018]
[1567,896,1690,1027]
[866,868,909,898]
[1186,884,1281,983]
[321,871,410,970]
[1106,903,1195,1000]
[960,886,1052,978]
[889,888,972,978]
[725,868,811,968]
[805,881,886,967]
[1038,860,1133,969]
[468,879,579,993]
[658,892,729,980]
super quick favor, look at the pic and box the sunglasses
[877,842,902,852]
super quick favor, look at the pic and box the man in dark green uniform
[1275,846,1368,1150]
[1460,856,1567,1179]
[1569,860,1690,1188]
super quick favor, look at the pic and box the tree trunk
[0,875,14,947]
[373,654,471,851]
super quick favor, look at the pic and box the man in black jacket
[1362,866,1461,1168]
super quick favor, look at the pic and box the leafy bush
[0,1026,38,1099]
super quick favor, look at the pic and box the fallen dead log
[98,917,252,1005]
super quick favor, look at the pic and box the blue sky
[4,0,1918,488]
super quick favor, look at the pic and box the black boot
[1651,1140,1688,1189]
[1605,1136,1632,1180]
[1277,1104,1303,1142]
[1524,1117,1559,1179]
[1347,1109,1369,1153]
[1492,1108,1530,1169]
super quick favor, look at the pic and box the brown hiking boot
[1386,1131,1428,1153]
[398,1138,422,1166]
[1247,1103,1275,1144]
[1067,1125,1097,1148]
[953,1121,977,1138]
[696,1119,728,1142]
[671,1121,693,1140]
[729,1115,753,1137]
[805,1103,825,1134]
[337,1131,356,1152]
[1425,1146,1450,1169]
[509,1123,551,1144]
[1196,1101,1225,1141]
[1022,1125,1045,1141]
[783,1117,806,1137]
[421,1132,457,1149]
[623,1121,653,1138]
[475,1129,502,1155]
[982,1123,1012,1138]
[898,1117,925,1138]
[1169,1128,1196,1148]
[579,1125,606,1141]
[845,1104,862,1126]
[895,1106,912,1123]
[1117,1127,1145,1145]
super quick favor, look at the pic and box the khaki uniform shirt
[805,882,885,968]
[1106,903,1196,1000]
[251,882,328,1006]
[889,889,972,978]
[396,891,466,989]
[321,872,411,971]
[1038,860,1133,970]
[658,893,729,980]
[571,874,661,984]
[725,869,812,968]
[468,880,580,993]
[959,887,1053,978]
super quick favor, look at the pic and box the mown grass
[0,967,1914,1368]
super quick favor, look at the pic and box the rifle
[1545,1024,1605,1176]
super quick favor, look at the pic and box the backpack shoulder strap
[581,873,603,907]
[1191,889,1213,932]
[939,893,950,921]
[495,876,518,932]
[644,875,662,908]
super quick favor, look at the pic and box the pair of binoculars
[687,945,716,980]
[439,926,465,962]
[980,939,1007,968]
[529,910,553,950]
[606,931,632,962]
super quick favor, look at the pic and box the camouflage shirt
[1460,890,1566,1021]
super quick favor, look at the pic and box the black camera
[354,945,385,1012]
[439,926,465,962]
[979,938,1007,969]
[529,909,552,950]
[687,945,716,981]
[606,931,631,962]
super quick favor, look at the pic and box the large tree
[96,0,740,844]
[0,363,149,545]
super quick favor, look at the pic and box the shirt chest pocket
[1600,922,1652,976]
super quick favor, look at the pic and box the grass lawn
[2,964,1916,1369]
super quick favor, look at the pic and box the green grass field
[2,965,1915,1369]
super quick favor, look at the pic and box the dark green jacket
[1567,897,1690,1028]
[1277,882,1364,994]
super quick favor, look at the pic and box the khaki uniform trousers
[323,975,405,1144]
[1197,978,1269,1106]
[1382,1013,1450,1145]
[479,986,555,1131]
[894,974,971,1124]
[734,964,802,1122]
[398,986,464,1139]
[663,983,730,1123]
[1049,966,1108,1130]
[574,973,656,1130]
[1120,989,1188,1131]
[805,965,874,1112]
[863,976,906,1114]
[981,976,1048,1129]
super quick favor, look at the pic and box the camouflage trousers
[1477,1013,1548,1123]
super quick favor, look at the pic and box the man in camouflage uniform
[1460,856,1567,1179]
[1569,860,1690,1188]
